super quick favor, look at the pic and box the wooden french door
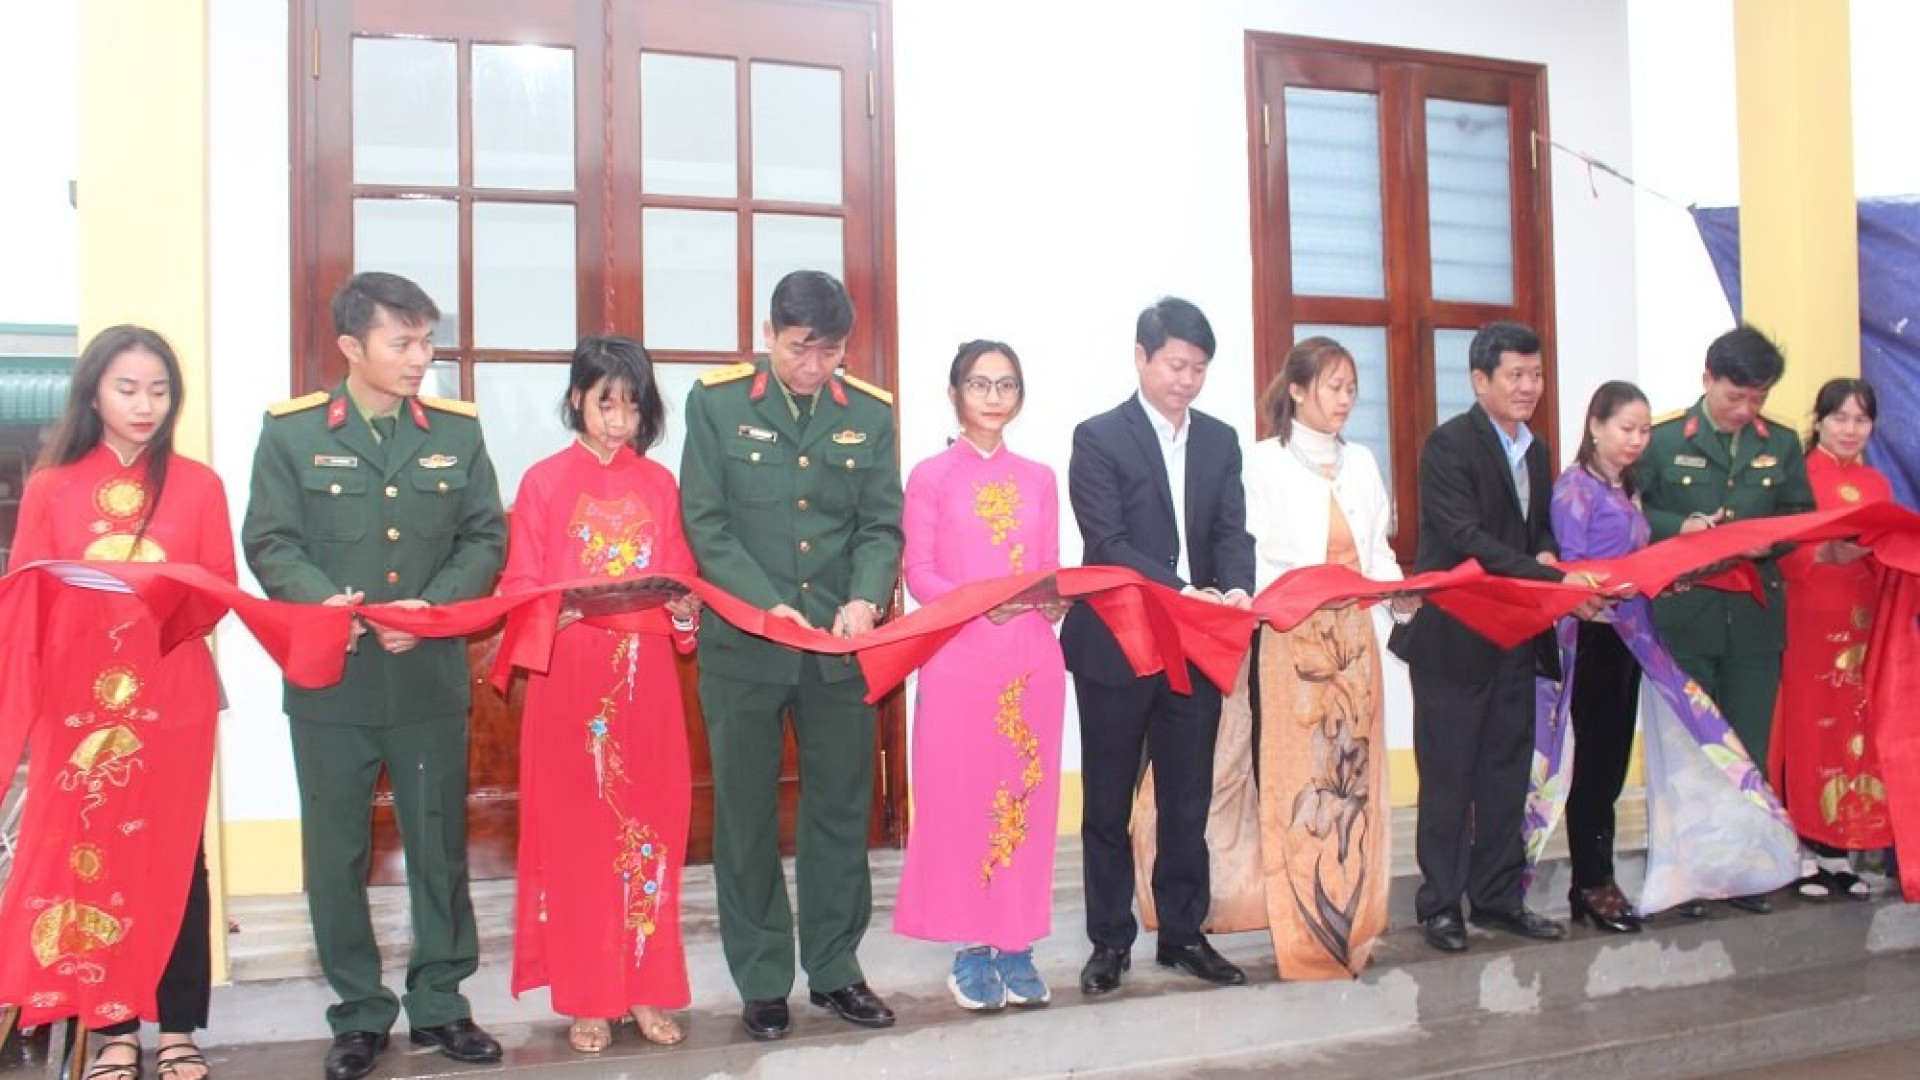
[292,0,904,881]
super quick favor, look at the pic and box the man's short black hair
[768,270,854,343]
[1704,324,1786,388]
[332,272,440,340]
[1467,321,1541,376]
[1136,297,1216,360]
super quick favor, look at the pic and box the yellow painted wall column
[77,0,229,979]
[1733,0,1859,428]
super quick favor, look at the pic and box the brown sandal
[566,1018,613,1054]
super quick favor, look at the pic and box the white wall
[209,0,298,821]
[0,4,78,326]
[1852,0,1920,198]
[207,0,1646,816]
[892,0,1639,762]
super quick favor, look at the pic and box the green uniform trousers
[700,661,875,1001]
[1668,649,1783,770]
[290,714,478,1034]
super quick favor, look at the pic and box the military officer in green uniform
[1634,323,1814,819]
[242,272,507,1080]
[680,270,904,1040]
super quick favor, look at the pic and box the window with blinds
[1248,34,1556,562]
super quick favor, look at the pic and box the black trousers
[1076,666,1221,951]
[97,843,210,1035]
[1411,649,1534,921]
[1566,623,1642,890]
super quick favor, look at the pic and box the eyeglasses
[962,376,1022,398]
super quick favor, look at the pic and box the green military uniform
[679,360,903,1001]
[1631,396,1814,766]
[241,385,506,1035]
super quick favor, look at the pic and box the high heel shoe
[1570,883,1643,934]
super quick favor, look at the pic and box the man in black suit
[1388,321,1602,953]
[1062,297,1256,995]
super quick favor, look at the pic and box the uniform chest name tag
[1751,454,1778,468]
[418,454,459,469]
[738,425,778,443]
[313,455,359,468]
[831,429,868,445]
[1673,454,1708,468]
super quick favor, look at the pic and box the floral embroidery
[972,478,1025,571]
[981,674,1040,884]
[568,492,659,578]
[93,477,146,520]
[570,522,671,965]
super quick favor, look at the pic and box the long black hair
[40,325,186,556]
[1574,379,1649,495]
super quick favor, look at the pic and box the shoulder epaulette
[266,391,329,418]
[1652,407,1688,426]
[700,362,756,388]
[418,395,479,418]
[841,373,893,405]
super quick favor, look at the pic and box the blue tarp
[1692,198,1920,508]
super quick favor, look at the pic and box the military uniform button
[386,571,400,584]
[329,483,343,496]
[799,540,812,554]
[798,455,811,468]
[1762,477,1773,487]
[1681,476,1692,486]
[385,485,399,498]
[386,527,401,542]
[750,451,762,463]
[844,458,856,470]
[437,480,449,493]
[800,581,812,591]
[797,498,809,511]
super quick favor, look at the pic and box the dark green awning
[0,357,72,426]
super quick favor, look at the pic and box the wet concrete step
[182,884,1920,1078]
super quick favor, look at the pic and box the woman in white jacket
[1244,336,1408,979]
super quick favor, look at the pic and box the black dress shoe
[741,998,791,1040]
[1727,893,1773,914]
[1155,938,1246,986]
[808,981,895,1028]
[1570,884,1643,934]
[409,1018,503,1063]
[324,1031,388,1080]
[1421,911,1469,953]
[1079,945,1130,995]
[1672,899,1709,919]
[1469,906,1567,941]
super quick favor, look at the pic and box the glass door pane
[1433,327,1479,425]
[642,209,739,352]
[474,362,573,503]
[1284,88,1384,299]
[1426,99,1513,304]
[352,38,457,187]
[750,62,843,204]
[641,54,738,198]
[472,44,576,191]
[353,198,462,341]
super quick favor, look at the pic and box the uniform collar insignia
[327,396,348,430]
[828,378,848,407]
[1683,413,1699,439]
[409,398,431,430]
[831,429,867,445]
[1753,416,1770,439]
[750,371,769,401]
